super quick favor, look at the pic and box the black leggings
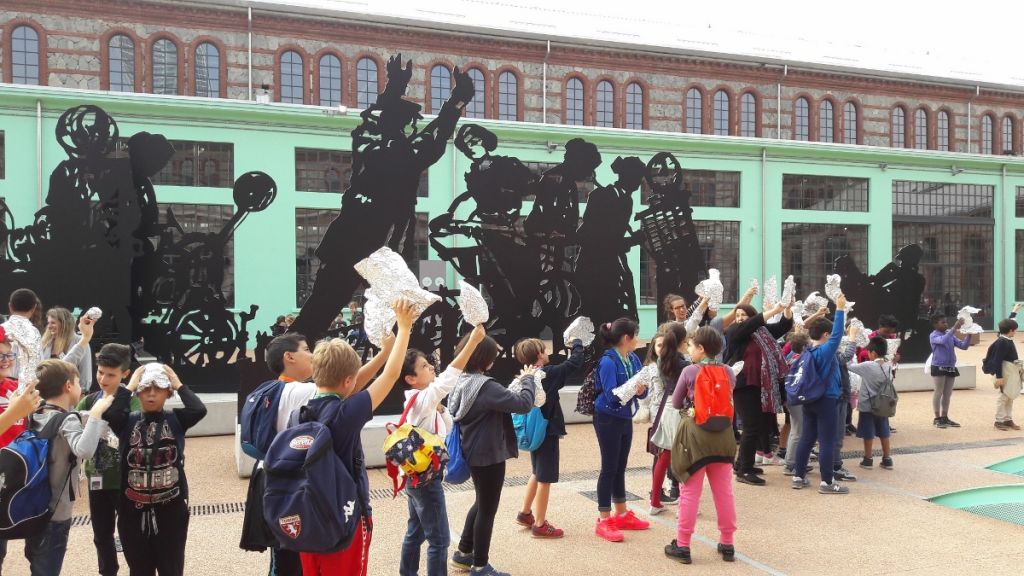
[458,461,506,568]
[735,386,764,473]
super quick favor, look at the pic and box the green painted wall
[3,85,1024,343]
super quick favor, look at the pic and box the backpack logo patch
[288,436,314,451]
[279,514,302,539]
[343,500,355,522]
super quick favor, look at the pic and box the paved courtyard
[5,336,1024,575]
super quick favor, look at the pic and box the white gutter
[776,65,787,139]
[761,147,767,286]
[36,100,43,209]
[1001,164,1008,318]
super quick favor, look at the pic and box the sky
[279,0,1024,86]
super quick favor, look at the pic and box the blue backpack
[784,348,824,406]
[0,411,79,539]
[444,421,471,484]
[263,403,363,553]
[512,407,548,452]
[240,379,285,460]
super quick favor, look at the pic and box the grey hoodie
[31,408,107,522]
[449,372,535,467]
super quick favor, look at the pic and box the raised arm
[543,339,585,383]
[722,285,757,330]
[104,366,143,435]
[820,306,847,358]
[366,300,420,411]
[356,333,395,391]
[165,367,208,431]
[0,382,39,435]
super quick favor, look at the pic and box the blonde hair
[41,307,75,357]
[513,338,546,366]
[312,338,361,390]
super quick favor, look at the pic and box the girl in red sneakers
[664,327,738,565]
[593,318,650,542]
[648,323,689,515]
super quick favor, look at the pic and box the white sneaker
[762,454,785,466]
[791,477,810,490]
[755,454,765,465]
[819,481,850,495]
[649,504,666,516]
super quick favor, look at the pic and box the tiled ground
[5,334,1023,575]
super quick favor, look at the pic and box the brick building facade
[3,0,1024,154]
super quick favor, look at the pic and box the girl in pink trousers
[664,326,738,565]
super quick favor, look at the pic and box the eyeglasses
[672,305,687,311]
[0,353,16,362]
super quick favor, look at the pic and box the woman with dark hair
[723,301,792,485]
[648,322,689,515]
[593,317,650,543]
[448,332,536,576]
[663,294,688,323]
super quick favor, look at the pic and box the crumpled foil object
[957,305,985,334]
[763,276,781,323]
[781,275,797,307]
[730,361,745,376]
[749,277,760,292]
[456,281,489,326]
[791,300,806,328]
[886,339,901,360]
[563,316,595,347]
[354,247,441,347]
[84,307,103,321]
[139,363,172,390]
[848,317,870,348]
[824,275,855,312]
[612,364,659,404]
[695,269,725,311]
[509,370,546,407]
[802,291,829,315]
[1,315,42,387]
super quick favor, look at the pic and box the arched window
[1003,116,1015,154]
[713,90,730,135]
[795,97,810,141]
[498,71,518,121]
[686,88,703,134]
[356,57,378,109]
[181,158,194,186]
[279,50,304,104]
[565,77,584,126]
[740,92,757,137]
[108,34,135,92]
[892,107,906,148]
[318,54,342,107]
[626,82,644,130]
[11,26,40,85]
[915,109,928,150]
[430,65,451,113]
[594,80,614,128]
[819,100,834,142]
[151,38,178,95]
[843,102,858,144]
[982,115,994,154]
[465,68,485,119]
[194,42,220,98]
[937,111,951,152]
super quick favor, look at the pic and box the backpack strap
[36,409,82,503]
[397,392,420,428]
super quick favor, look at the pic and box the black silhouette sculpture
[834,243,929,361]
[0,104,273,392]
[634,152,707,306]
[290,54,475,343]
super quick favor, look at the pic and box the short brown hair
[312,338,361,389]
[690,326,723,358]
[513,338,546,366]
[456,332,500,374]
[36,359,76,399]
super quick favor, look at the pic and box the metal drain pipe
[542,40,550,123]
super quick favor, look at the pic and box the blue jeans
[793,396,838,485]
[593,413,632,512]
[400,478,450,576]
[25,519,73,576]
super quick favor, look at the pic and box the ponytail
[657,322,687,386]
[599,317,639,349]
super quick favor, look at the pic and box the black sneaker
[859,458,874,469]
[736,472,766,486]
[451,550,474,571]
[659,488,678,505]
[934,417,949,429]
[833,468,858,482]
[734,466,764,476]
[669,483,680,501]
[665,539,692,564]
[943,416,961,428]
[717,543,736,562]
[881,457,894,470]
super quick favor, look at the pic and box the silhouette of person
[574,156,646,325]
[292,55,475,341]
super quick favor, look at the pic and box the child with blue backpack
[105,362,208,576]
[515,335,585,539]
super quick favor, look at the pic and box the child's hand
[995,378,1005,389]
[89,394,115,418]
[164,366,183,391]
[848,323,861,339]
[78,316,95,341]
[836,294,848,310]
[517,365,538,380]
[380,332,396,353]
[8,382,41,420]
[1014,303,1022,314]
[469,324,486,344]
[635,382,647,396]
[394,299,419,331]
[127,366,145,392]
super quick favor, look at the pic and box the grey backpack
[869,368,898,418]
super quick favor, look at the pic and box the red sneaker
[515,511,535,528]
[612,510,650,531]
[594,517,623,542]
[531,521,564,539]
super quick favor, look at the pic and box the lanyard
[616,352,635,378]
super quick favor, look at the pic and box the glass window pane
[938,111,950,151]
[11,26,40,85]
[430,65,451,113]
[296,208,341,307]
[152,39,178,95]
[148,140,234,187]
[740,93,756,137]
[194,43,220,98]
[892,180,994,219]
[982,116,994,154]
[566,78,584,126]
[640,221,740,304]
[915,109,928,150]
[1017,230,1024,301]
[713,91,729,135]
[795,97,809,141]
[499,71,518,121]
[686,88,703,134]
[782,224,868,297]
[295,148,353,193]
[318,54,342,107]
[843,102,857,144]
[1003,117,1014,154]
[465,68,486,119]
[158,204,235,306]
[280,50,304,104]
[892,107,906,148]
[356,57,378,109]
[782,174,869,211]
[626,82,643,130]
[108,35,135,92]
[596,80,614,127]
[819,100,834,142]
